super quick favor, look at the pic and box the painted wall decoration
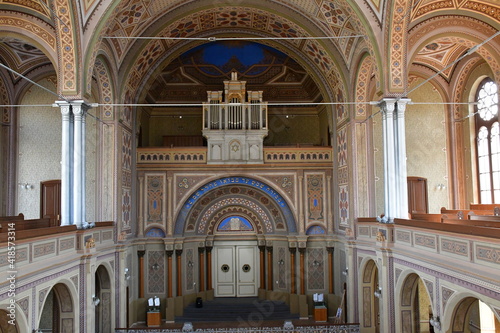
[146,175,164,224]
[217,216,254,232]
[306,174,324,221]
[147,251,165,294]
[307,248,325,290]
[306,225,326,235]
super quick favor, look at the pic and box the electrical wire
[102,35,366,41]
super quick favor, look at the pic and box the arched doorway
[361,259,380,333]
[95,265,112,333]
[399,274,433,333]
[174,176,298,298]
[38,283,75,332]
[450,297,500,332]
[0,309,19,333]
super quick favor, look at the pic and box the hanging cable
[0,62,70,103]
[102,35,366,41]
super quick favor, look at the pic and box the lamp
[124,268,130,280]
[342,267,348,276]
[312,260,321,267]
[92,294,100,306]
[277,259,284,265]
[430,316,441,330]
[374,286,382,298]
[19,182,33,190]
[151,263,160,271]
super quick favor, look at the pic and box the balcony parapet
[137,146,333,165]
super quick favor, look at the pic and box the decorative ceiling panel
[411,0,500,24]
[414,38,468,80]
[0,38,50,83]
[0,0,49,16]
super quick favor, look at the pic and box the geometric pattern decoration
[339,185,349,225]
[94,58,114,120]
[306,225,326,235]
[306,173,324,221]
[337,126,348,167]
[307,248,325,290]
[146,175,164,225]
[277,247,287,289]
[119,6,348,104]
[147,251,165,294]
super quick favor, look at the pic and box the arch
[442,291,500,332]
[0,308,19,332]
[95,264,113,333]
[38,283,75,332]
[174,176,297,235]
[359,258,380,332]
[396,272,433,333]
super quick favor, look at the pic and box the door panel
[41,180,61,226]
[214,243,258,297]
[237,246,257,297]
[215,246,235,296]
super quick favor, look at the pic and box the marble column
[56,101,73,226]
[378,98,411,220]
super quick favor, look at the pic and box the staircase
[176,297,299,323]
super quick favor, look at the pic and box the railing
[203,101,268,131]
[116,323,360,333]
[137,147,333,165]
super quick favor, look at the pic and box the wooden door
[407,177,428,215]
[40,179,61,226]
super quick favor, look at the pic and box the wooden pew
[469,203,500,212]
[441,215,500,228]
[410,213,441,222]
[0,213,24,221]
[0,218,51,233]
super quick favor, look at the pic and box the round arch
[95,264,113,333]
[174,176,297,235]
[38,282,76,333]
[358,258,380,332]
[442,291,500,332]
[395,272,434,333]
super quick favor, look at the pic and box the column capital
[138,250,145,258]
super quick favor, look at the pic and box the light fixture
[312,260,321,267]
[187,261,194,267]
[151,263,160,271]
[124,268,130,280]
[19,182,33,190]
[374,286,382,298]
[342,268,348,276]
[92,294,100,306]
[278,259,284,265]
[430,316,441,330]
[436,184,446,191]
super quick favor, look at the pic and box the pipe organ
[202,72,268,164]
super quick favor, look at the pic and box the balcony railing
[137,146,333,165]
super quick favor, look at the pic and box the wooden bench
[410,213,442,222]
[469,204,500,212]
[0,213,24,222]
[0,218,51,233]
[441,215,500,228]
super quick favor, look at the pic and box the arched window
[475,79,499,203]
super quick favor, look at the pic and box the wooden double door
[213,241,258,297]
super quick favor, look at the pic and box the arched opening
[451,297,500,332]
[0,308,19,332]
[360,259,380,333]
[399,274,433,333]
[95,265,112,333]
[38,283,75,332]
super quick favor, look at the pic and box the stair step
[176,297,299,323]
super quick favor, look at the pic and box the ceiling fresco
[145,41,322,104]
[0,38,51,83]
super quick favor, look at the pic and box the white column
[380,99,397,221]
[72,101,91,229]
[395,99,410,218]
[55,101,73,226]
[379,98,411,221]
